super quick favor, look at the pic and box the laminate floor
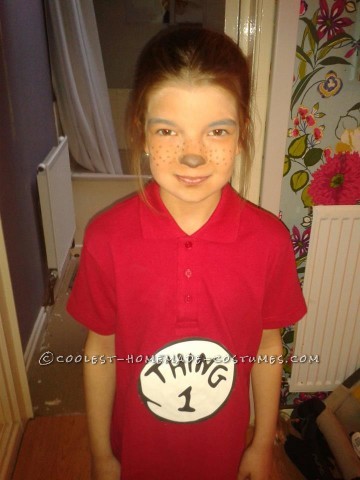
[12,415,305,480]
[12,415,91,480]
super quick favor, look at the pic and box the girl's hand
[237,444,273,480]
[91,454,121,480]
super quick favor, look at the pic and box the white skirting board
[290,205,360,392]
[24,251,73,371]
[24,306,48,372]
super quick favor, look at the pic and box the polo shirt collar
[139,181,242,243]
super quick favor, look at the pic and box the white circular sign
[138,338,236,423]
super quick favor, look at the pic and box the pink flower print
[317,0,354,40]
[289,106,326,142]
[298,106,309,119]
[345,38,360,58]
[300,0,308,16]
[291,226,311,257]
[306,114,316,126]
[291,128,300,137]
[324,148,332,159]
[308,151,360,205]
[293,391,328,406]
[313,126,324,140]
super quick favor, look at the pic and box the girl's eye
[157,128,176,136]
[209,129,228,137]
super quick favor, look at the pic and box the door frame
[260,0,300,215]
[226,0,276,204]
[0,216,33,479]
[226,0,300,211]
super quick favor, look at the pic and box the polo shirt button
[184,294,192,303]
[185,269,192,278]
[184,241,193,249]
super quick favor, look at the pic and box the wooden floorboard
[12,415,91,480]
[12,415,305,480]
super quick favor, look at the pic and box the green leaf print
[300,17,319,49]
[291,68,323,112]
[318,57,351,66]
[301,185,314,207]
[304,148,323,167]
[283,156,291,176]
[288,135,308,158]
[290,170,309,192]
[296,46,314,67]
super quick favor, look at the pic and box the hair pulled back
[126,25,253,197]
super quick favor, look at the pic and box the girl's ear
[143,142,150,156]
[143,131,149,155]
[143,121,150,155]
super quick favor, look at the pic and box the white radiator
[290,205,360,392]
[37,136,75,279]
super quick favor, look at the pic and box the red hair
[126,26,253,197]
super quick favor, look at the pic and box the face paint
[179,154,206,168]
[145,82,240,219]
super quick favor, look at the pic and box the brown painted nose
[179,154,206,168]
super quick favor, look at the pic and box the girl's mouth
[176,175,210,185]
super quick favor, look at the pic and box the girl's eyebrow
[146,118,177,126]
[208,119,237,127]
[146,118,237,127]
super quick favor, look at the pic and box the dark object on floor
[285,398,341,479]
[285,396,360,480]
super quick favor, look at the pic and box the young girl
[68,26,307,480]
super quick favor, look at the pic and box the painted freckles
[144,82,240,217]
[147,141,236,168]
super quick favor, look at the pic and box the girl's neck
[159,189,221,236]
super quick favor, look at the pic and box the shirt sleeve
[67,230,117,335]
[262,226,307,329]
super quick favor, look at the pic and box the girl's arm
[84,330,121,480]
[237,328,283,480]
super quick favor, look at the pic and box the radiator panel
[37,136,75,277]
[289,205,360,392]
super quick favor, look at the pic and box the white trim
[260,0,301,215]
[0,218,33,419]
[24,306,49,371]
[225,0,276,422]
[224,0,240,43]
[24,250,74,370]
[0,216,33,479]
[0,421,23,480]
[246,0,276,205]
[227,0,276,204]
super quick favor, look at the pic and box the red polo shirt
[67,181,306,480]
